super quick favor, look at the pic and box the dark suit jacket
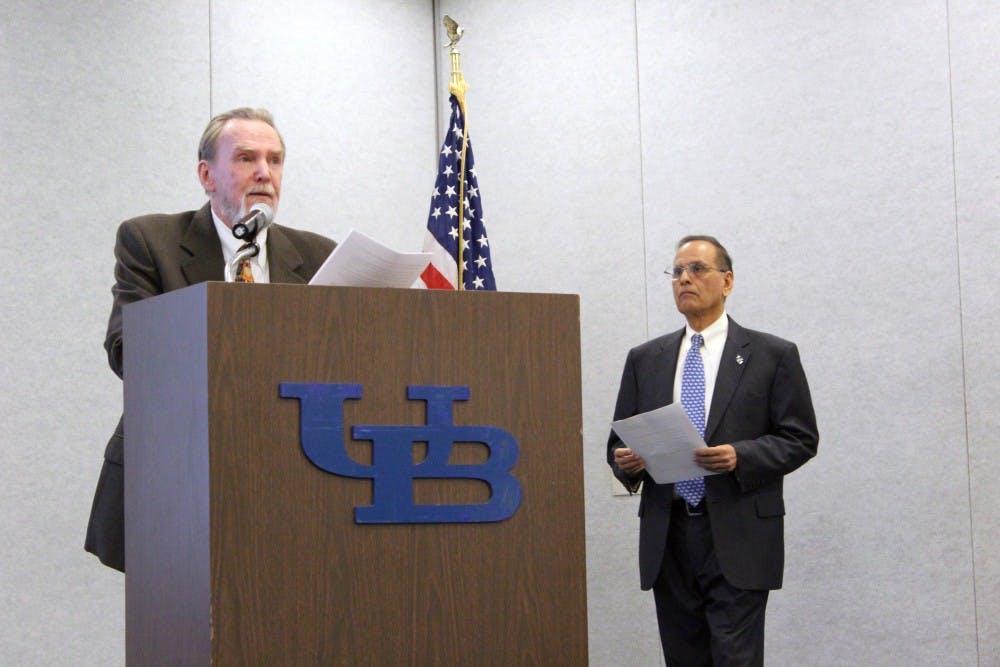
[85,203,336,571]
[607,317,818,591]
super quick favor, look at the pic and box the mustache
[244,186,276,199]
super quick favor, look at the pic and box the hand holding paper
[611,403,721,484]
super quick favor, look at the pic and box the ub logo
[279,383,521,523]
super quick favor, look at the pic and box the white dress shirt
[211,209,271,283]
[672,312,729,424]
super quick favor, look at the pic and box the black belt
[672,498,706,517]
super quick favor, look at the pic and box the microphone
[232,202,274,240]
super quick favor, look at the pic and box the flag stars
[420,96,495,291]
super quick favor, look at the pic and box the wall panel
[951,2,1000,665]
[1,2,434,665]
[434,2,652,664]
[207,0,436,250]
[635,2,977,664]
[1,1,209,664]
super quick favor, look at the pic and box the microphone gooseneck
[232,202,274,241]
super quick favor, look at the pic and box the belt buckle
[684,501,704,517]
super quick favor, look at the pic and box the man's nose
[254,158,271,181]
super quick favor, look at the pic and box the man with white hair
[85,107,336,572]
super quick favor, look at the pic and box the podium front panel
[125,283,586,665]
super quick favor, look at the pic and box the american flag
[417,94,496,290]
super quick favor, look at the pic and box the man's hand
[694,444,737,473]
[613,447,647,476]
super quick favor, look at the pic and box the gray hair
[197,107,284,162]
[676,235,733,273]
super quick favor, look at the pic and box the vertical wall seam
[431,0,442,152]
[207,0,213,118]
[945,1,981,665]
[633,0,650,340]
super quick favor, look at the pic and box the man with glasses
[607,235,819,666]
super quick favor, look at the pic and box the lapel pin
[735,355,744,365]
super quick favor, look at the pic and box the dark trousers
[652,501,768,667]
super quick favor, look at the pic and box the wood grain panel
[126,283,586,665]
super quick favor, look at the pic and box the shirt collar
[210,207,269,267]
[686,311,728,349]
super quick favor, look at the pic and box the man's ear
[197,160,215,193]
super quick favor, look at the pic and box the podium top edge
[190,282,582,300]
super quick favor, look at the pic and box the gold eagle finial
[443,15,464,50]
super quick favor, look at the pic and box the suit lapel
[266,225,308,284]
[653,329,684,408]
[177,207,309,286]
[705,318,751,441]
[179,203,225,284]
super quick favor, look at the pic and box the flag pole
[420,15,494,291]
[446,17,469,289]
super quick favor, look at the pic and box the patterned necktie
[676,333,706,506]
[237,258,254,283]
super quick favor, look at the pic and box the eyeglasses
[665,262,728,281]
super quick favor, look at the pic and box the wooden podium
[123,283,587,665]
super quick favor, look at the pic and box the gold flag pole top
[444,15,469,289]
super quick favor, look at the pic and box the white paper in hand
[611,402,718,484]
[308,228,432,288]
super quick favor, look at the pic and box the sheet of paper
[308,228,432,288]
[610,402,718,485]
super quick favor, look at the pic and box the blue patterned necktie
[676,333,706,506]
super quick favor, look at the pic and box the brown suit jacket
[85,203,336,571]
